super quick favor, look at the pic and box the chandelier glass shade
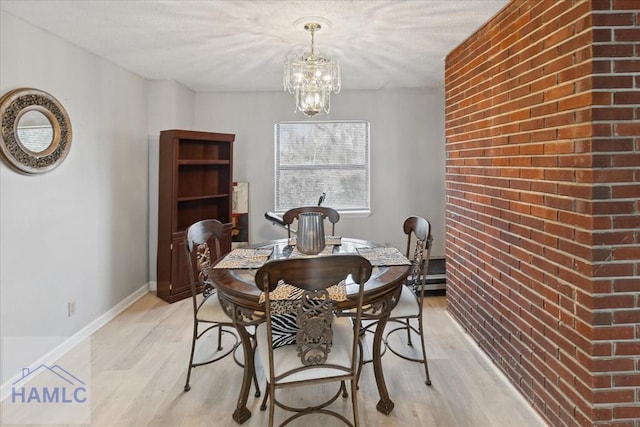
[283,23,341,117]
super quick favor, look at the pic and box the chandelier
[283,22,341,117]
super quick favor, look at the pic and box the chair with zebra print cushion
[255,254,372,427]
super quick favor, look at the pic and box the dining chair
[183,219,260,396]
[255,255,372,427]
[383,216,433,385]
[282,206,340,238]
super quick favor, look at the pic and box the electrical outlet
[68,301,76,317]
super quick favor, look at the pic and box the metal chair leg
[350,378,360,427]
[217,323,223,351]
[417,318,431,385]
[260,382,269,410]
[252,338,261,397]
[355,339,364,390]
[184,322,198,392]
[405,318,413,346]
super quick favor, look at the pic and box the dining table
[210,236,411,424]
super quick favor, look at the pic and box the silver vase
[296,212,325,255]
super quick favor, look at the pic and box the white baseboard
[0,283,151,402]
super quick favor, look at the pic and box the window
[275,121,370,215]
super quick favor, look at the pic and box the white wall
[0,12,150,384]
[194,88,446,256]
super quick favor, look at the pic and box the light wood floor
[2,292,547,427]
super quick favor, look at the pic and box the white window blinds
[275,121,370,214]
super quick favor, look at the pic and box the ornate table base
[219,301,263,424]
[369,285,402,415]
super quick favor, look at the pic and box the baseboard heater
[423,256,446,292]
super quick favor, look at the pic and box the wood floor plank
[1,292,547,427]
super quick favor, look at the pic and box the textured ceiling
[1,0,508,92]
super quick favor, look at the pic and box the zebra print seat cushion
[270,313,297,349]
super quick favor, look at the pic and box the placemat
[213,247,273,269]
[356,247,411,266]
[288,245,335,258]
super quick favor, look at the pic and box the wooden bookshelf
[157,129,234,303]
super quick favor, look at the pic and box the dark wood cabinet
[157,129,234,303]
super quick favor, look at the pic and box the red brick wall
[444,1,640,425]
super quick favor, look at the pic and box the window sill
[338,210,371,219]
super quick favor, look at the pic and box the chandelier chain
[310,26,315,56]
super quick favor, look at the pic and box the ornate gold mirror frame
[0,88,72,174]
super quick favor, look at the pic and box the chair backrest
[282,206,340,238]
[403,216,433,298]
[184,219,225,311]
[255,255,372,380]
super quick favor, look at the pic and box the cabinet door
[170,234,193,301]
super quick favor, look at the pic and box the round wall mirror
[0,88,72,174]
